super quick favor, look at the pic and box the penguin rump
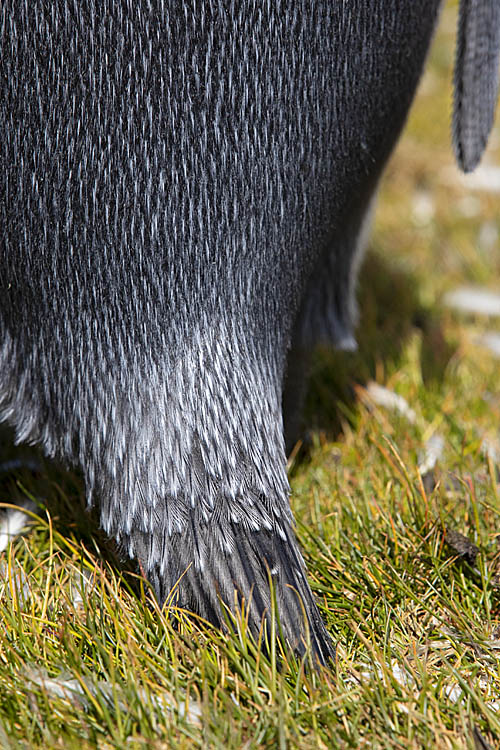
[1,2,499,665]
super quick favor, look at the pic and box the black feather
[453,0,500,172]
[145,516,334,665]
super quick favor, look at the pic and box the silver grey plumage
[1,0,499,664]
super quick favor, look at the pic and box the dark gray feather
[453,0,500,172]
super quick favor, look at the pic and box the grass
[2,4,500,747]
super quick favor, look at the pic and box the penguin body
[1,1,499,662]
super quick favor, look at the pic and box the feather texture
[148,517,333,664]
[4,0,491,664]
[453,0,500,172]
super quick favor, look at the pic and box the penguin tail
[144,518,334,667]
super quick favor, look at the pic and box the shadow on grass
[298,249,456,446]
[0,427,140,593]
